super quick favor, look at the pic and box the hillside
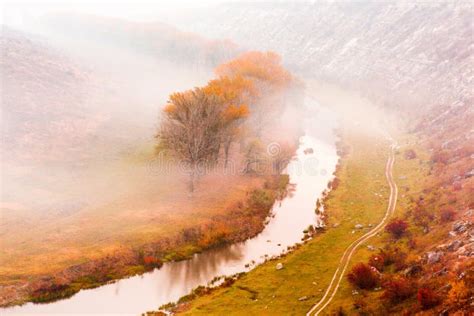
[172,2,472,116]
[149,2,473,314]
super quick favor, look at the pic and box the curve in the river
[3,105,339,316]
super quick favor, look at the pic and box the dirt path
[306,143,398,315]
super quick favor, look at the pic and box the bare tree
[158,88,223,192]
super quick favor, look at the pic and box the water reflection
[3,107,338,315]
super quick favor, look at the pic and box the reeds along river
[3,104,339,316]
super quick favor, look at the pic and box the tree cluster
[158,51,299,192]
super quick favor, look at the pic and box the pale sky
[0,0,240,26]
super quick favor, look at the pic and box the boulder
[276,263,283,270]
[355,224,364,229]
[452,221,468,233]
[298,296,309,301]
[426,251,443,264]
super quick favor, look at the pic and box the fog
[0,11,223,223]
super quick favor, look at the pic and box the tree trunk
[224,140,231,169]
[189,167,195,193]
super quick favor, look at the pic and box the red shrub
[417,287,440,309]
[382,276,414,303]
[440,207,456,222]
[385,219,409,239]
[347,263,379,290]
[143,256,163,268]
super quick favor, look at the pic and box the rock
[433,267,448,277]
[426,251,443,264]
[447,240,463,252]
[298,296,309,301]
[352,290,359,295]
[355,224,364,229]
[304,148,314,155]
[276,263,283,270]
[449,231,457,237]
[367,245,376,251]
[402,264,422,277]
[464,169,474,178]
[452,221,468,233]
[332,223,340,228]
[351,230,355,234]
[374,287,382,291]
[368,223,373,227]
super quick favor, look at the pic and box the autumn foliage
[417,287,440,309]
[158,51,298,191]
[143,256,163,269]
[347,263,379,289]
[439,206,456,222]
[385,218,409,239]
[215,51,292,89]
[381,276,414,303]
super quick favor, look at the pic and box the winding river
[4,104,338,316]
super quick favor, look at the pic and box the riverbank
[0,172,289,307]
[150,128,393,315]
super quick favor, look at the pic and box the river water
[3,105,338,316]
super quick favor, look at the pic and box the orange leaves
[223,104,249,123]
[163,103,176,114]
[215,51,293,89]
[204,75,258,104]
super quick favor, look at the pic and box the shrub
[368,254,385,271]
[385,218,409,239]
[440,207,456,222]
[446,281,470,307]
[248,189,274,212]
[417,287,440,309]
[143,256,163,268]
[347,263,379,289]
[379,247,407,271]
[382,276,414,303]
[404,149,417,160]
[411,206,433,229]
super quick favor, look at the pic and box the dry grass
[0,150,265,284]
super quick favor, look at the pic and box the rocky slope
[173,1,472,117]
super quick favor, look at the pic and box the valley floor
[157,128,395,315]
[0,152,279,306]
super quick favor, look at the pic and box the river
[3,104,338,316]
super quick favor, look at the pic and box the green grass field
[172,130,395,315]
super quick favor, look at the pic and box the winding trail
[306,143,398,316]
